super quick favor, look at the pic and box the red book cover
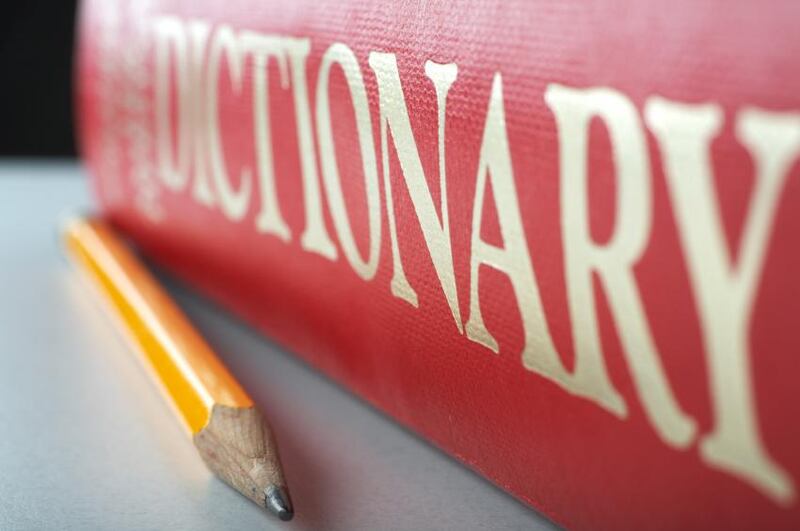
[77,1,800,528]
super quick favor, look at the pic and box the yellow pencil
[63,216,293,521]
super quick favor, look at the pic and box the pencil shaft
[65,218,251,433]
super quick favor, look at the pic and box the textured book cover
[77,1,800,528]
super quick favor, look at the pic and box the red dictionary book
[77,0,800,528]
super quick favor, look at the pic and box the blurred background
[0,0,78,157]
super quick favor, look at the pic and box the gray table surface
[0,161,557,530]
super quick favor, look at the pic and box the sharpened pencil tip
[265,484,294,521]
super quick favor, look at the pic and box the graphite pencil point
[265,484,294,521]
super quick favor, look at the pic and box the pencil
[63,216,293,521]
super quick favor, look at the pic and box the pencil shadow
[263,406,332,530]
[164,275,335,530]
[158,267,557,531]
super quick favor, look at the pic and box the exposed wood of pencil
[63,216,292,520]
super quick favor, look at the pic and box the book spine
[77,1,800,528]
